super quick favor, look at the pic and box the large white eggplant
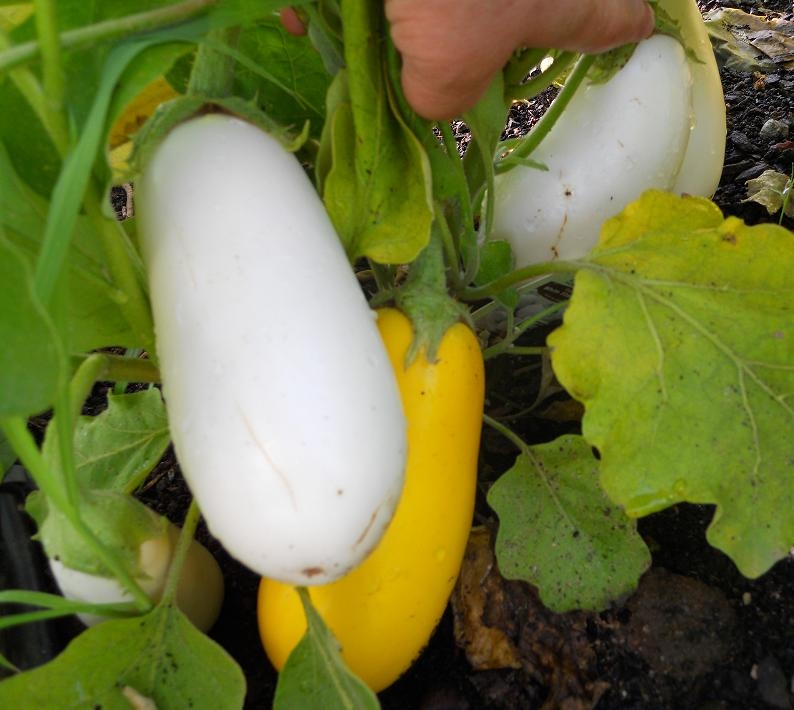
[136,114,407,585]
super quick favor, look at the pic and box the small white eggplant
[136,114,407,585]
[660,0,727,197]
[491,34,694,265]
[49,523,224,632]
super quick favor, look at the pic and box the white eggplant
[661,0,727,196]
[491,33,705,265]
[49,523,224,632]
[136,114,407,585]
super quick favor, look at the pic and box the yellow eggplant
[257,307,484,692]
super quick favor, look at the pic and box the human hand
[386,0,654,119]
[280,1,655,120]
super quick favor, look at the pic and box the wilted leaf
[744,169,794,218]
[488,435,650,611]
[0,603,245,709]
[548,190,794,578]
[451,527,523,670]
[705,9,794,71]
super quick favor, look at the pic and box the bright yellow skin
[257,307,485,692]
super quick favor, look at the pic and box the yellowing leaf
[744,169,794,219]
[548,190,794,578]
[109,76,179,149]
[0,4,32,33]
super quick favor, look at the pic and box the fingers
[521,0,655,54]
[387,0,655,120]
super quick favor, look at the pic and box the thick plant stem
[187,25,241,98]
[395,228,469,363]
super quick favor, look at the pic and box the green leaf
[0,237,61,417]
[73,388,170,493]
[488,435,650,612]
[474,240,519,309]
[274,588,379,710]
[548,189,794,578]
[322,1,433,264]
[0,141,138,352]
[234,19,330,138]
[0,602,246,709]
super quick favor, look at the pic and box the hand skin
[281,1,654,119]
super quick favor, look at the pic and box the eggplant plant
[0,0,791,708]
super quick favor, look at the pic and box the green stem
[502,46,550,90]
[0,31,68,156]
[53,385,80,510]
[395,227,468,363]
[484,345,544,360]
[161,499,201,603]
[510,51,578,103]
[483,413,530,454]
[496,54,595,173]
[434,203,463,291]
[70,353,160,387]
[483,300,568,360]
[31,0,70,155]
[0,417,70,512]
[0,0,218,74]
[187,25,241,98]
[85,189,156,356]
[463,261,579,301]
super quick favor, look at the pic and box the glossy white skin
[49,526,224,632]
[661,0,727,197]
[491,35,693,266]
[136,115,407,585]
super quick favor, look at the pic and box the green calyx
[394,227,469,364]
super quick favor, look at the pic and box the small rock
[735,162,770,183]
[755,656,791,709]
[721,158,758,179]
[760,119,790,142]
[730,131,761,155]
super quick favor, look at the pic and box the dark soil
[4,1,794,708]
